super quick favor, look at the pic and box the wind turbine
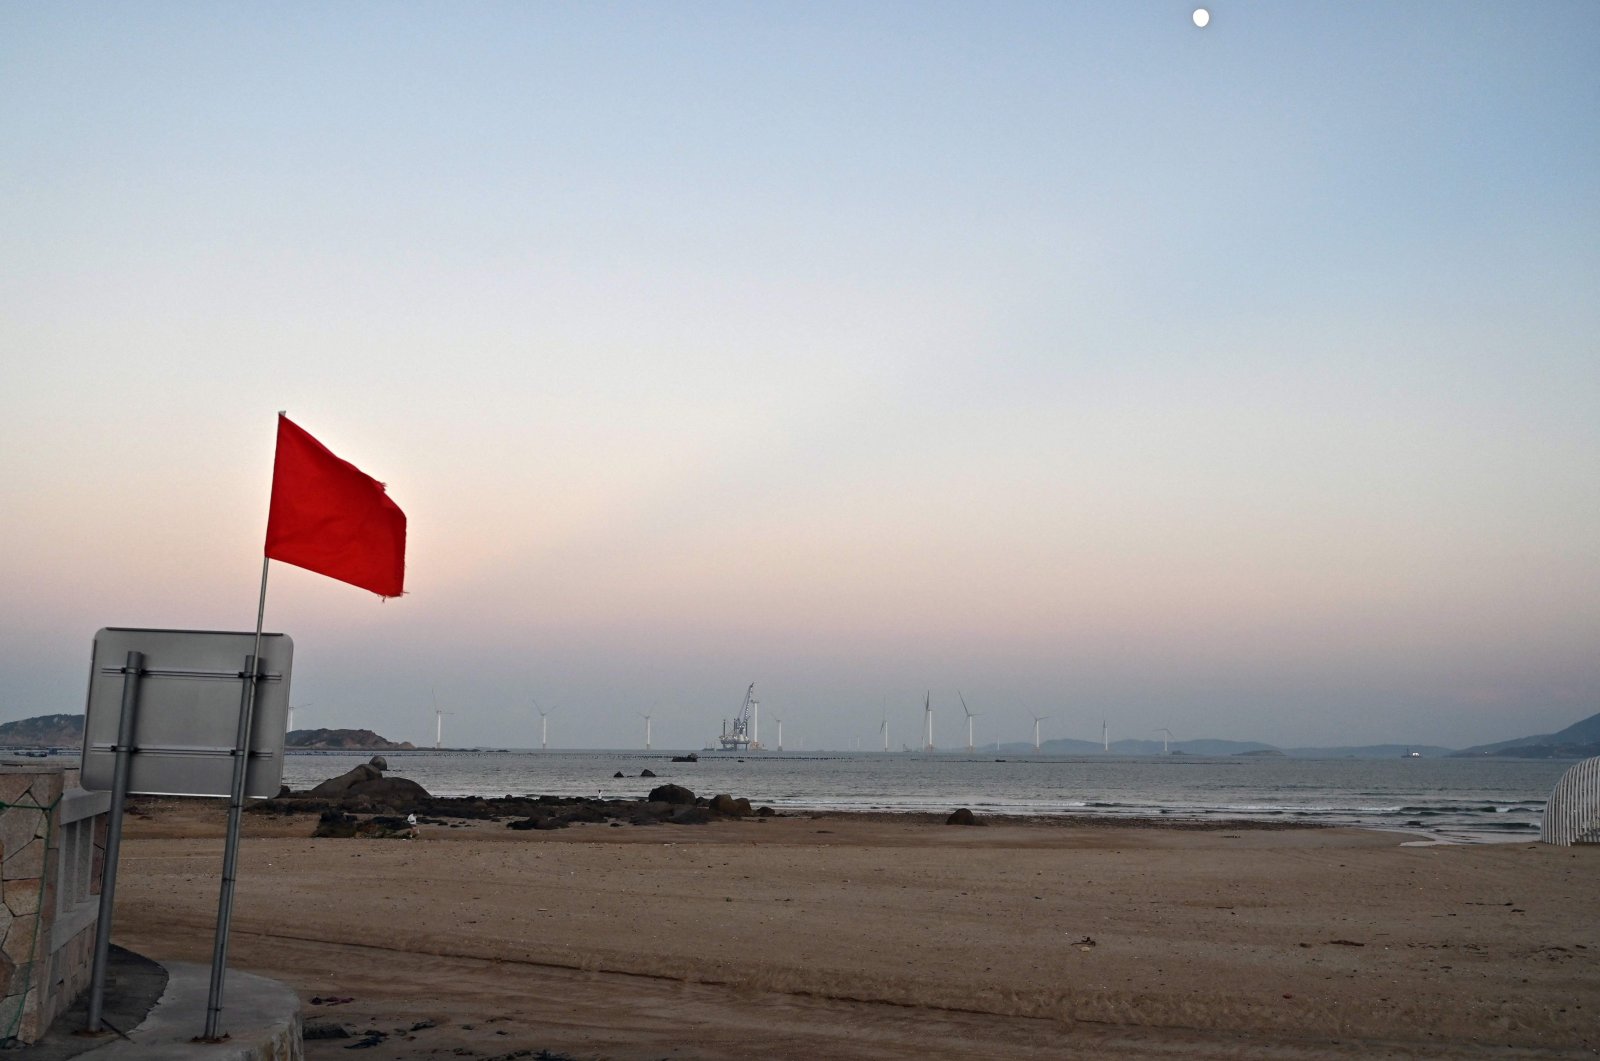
[959,691,979,753]
[879,712,889,753]
[1030,711,1050,753]
[287,703,311,732]
[533,698,556,751]
[922,691,934,753]
[641,711,653,751]
[1155,727,1174,754]
[431,689,454,750]
[775,718,783,752]
[1102,719,1109,753]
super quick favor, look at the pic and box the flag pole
[202,517,273,1039]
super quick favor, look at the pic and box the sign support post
[203,554,271,1041]
[202,652,262,1040]
[84,650,145,1033]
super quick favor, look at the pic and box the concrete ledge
[76,962,301,1061]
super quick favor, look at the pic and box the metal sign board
[81,627,293,798]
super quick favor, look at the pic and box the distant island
[0,713,83,748]
[286,728,415,751]
[0,714,411,752]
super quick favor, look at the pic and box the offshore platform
[717,682,763,751]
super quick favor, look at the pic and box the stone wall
[0,765,109,1044]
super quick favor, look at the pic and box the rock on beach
[259,771,772,832]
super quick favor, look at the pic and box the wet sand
[110,800,1599,1059]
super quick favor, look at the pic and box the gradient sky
[3,2,1597,752]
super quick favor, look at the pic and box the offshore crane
[719,682,762,751]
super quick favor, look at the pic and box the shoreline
[272,750,1561,843]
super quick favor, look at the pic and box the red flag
[264,414,406,597]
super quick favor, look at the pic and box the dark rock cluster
[253,760,774,832]
[312,811,414,839]
[306,761,430,807]
[495,783,775,830]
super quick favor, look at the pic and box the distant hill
[286,727,415,751]
[1037,738,1106,755]
[1110,738,1276,756]
[1451,711,1600,760]
[0,714,84,748]
[0,715,416,753]
[1283,744,1454,759]
[1002,737,1280,756]
[994,737,1457,759]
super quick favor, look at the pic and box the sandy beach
[109,800,1598,1059]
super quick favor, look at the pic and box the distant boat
[1404,749,1422,758]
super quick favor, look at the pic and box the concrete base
[16,953,301,1061]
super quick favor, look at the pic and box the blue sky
[3,2,1596,750]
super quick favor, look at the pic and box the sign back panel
[81,627,293,798]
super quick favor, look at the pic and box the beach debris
[1076,936,1097,949]
[1328,939,1366,947]
[344,1029,387,1049]
[310,995,356,1005]
[946,808,982,826]
[303,1021,352,1040]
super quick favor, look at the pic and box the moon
[1193,8,1211,27]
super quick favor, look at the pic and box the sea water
[282,750,1568,843]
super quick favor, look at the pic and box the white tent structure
[1540,756,1600,845]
